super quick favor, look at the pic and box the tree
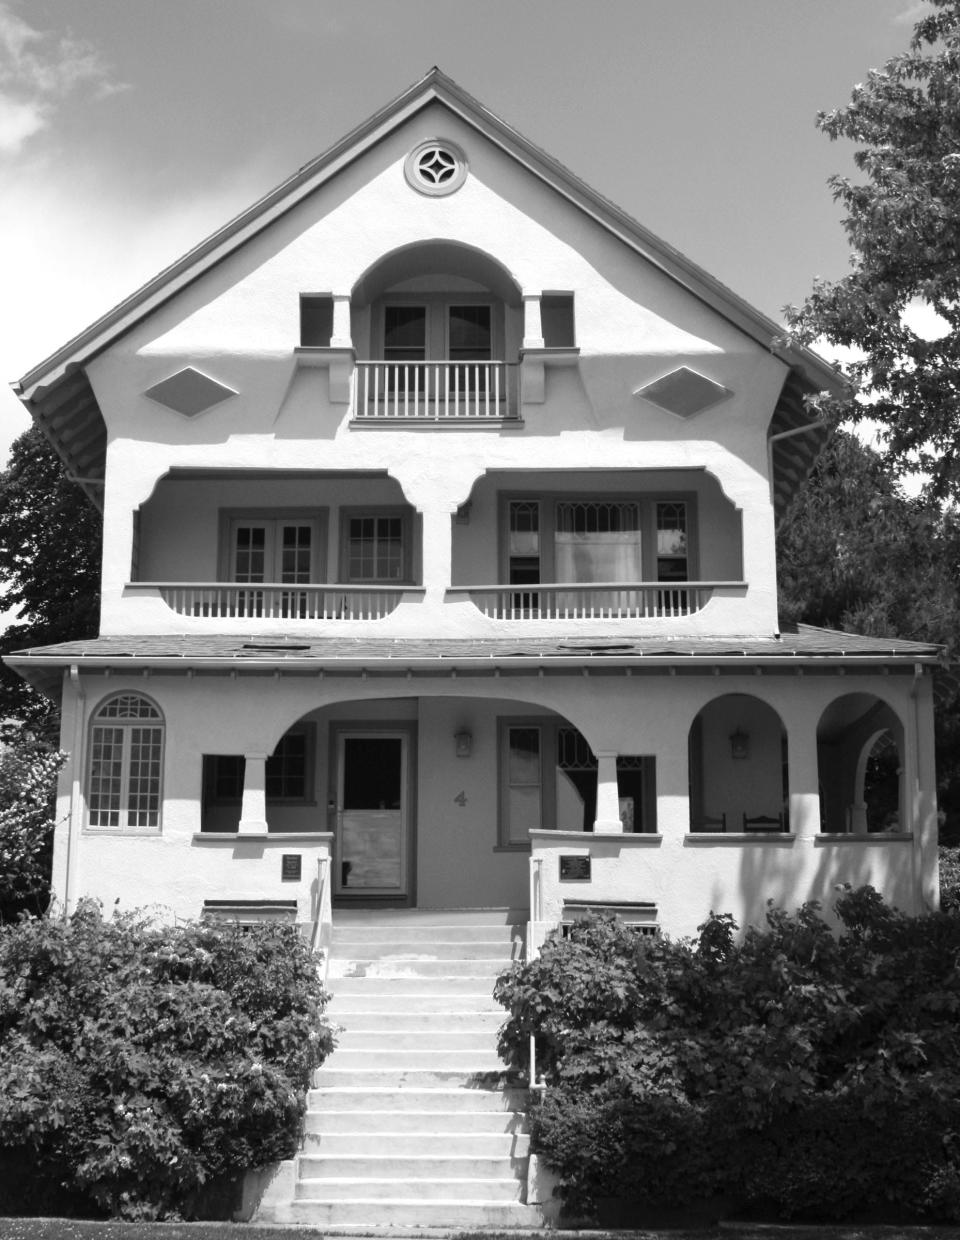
[785,0,960,500]
[0,426,101,736]
[0,734,64,920]
[777,429,960,831]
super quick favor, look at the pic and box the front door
[334,731,409,899]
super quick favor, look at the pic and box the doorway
[332,726,415,902]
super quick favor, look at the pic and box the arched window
[87,694,164,830]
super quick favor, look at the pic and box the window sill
[83,828,162,837]
[815,831,913,844]
[192,830,333,844]
[684,832,796,844]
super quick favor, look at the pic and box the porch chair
[741,812,784,833]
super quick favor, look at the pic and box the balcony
[354,361,519,422]
[147,584,418,622]
[451,581,740,620]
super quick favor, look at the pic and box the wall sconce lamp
[730,727,750,760]
[454,728,473,758]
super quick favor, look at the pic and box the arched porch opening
[817,694,904,833]
[200,687,656,909]
[688,693,788,832]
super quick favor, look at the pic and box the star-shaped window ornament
[404,139,468,196]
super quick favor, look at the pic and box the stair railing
[527,856,546,1092]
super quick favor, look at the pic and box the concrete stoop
[255,907,553,1228]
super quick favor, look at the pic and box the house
[7,69,941,949]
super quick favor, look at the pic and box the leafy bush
[495,890,960,1221]
[940,844,960,912]
[0,901,333,1219]
[0,731,65,921]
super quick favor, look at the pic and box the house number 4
[454,790,467,807]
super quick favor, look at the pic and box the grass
[5,1225,960,1240]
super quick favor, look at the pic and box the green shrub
[940,844,960,911]
[0,901,333,1219]
[494,890,960,1221]
[0,734,64,921]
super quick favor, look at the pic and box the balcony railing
[146,583,419,621]
[453,581,731,620]
[355,361,519,421]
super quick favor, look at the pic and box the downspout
[64,664,86,919]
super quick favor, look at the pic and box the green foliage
[785,0,960,501]
[776,429,960,828]
[0,902,333,1219]
[940,845,960,911]
[0,733,65,922]
[0,426,101,738]
[495,896,960,1220]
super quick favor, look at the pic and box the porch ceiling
[4,624,940,698]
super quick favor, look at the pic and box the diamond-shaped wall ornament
[144,368,237,417]
[635,367,732,418]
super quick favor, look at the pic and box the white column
[787,720,821,837]
[522,294,544,349]
[593,752,623,834]
[420,505,455,604]
[238,753,269,834]
[330,294,352,348]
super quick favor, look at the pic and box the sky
[0,0,937,468]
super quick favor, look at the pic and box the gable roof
[11,67,845,513]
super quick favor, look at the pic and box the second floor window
[343,511,409,582]
[228,517,321,584]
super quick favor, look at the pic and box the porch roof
[5,624,940,697]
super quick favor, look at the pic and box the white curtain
[555,530,642,614]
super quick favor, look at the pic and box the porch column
[910,670,939,910]
[786,704,821,837]
[522,294,544,349]
[593,752,623,834]
[238,753,269,834]
[330,294,352,348]
[420,504,455,604]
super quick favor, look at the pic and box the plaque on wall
[281,854,302,882]
[559,855,591,882]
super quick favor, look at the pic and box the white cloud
[0,89,44,152]
[894,2,936,24]
[0,2,125,152]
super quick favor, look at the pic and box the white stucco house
[7,69,940,946]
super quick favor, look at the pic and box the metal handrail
[527,856,546,1092]
[311,855,329,957]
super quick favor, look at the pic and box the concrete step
[332,931,521,953]
[302,1130,530,1156]
[308,1086,528,1112]
[328,957,511,979]
[328,992,501,1015]
[298,1155,526,1181]
[314,1066,515,1089]
[332,908,521,926]
[286,1199,542,1227]
[334,1025,502,1049]
[326,1048,506,1070]
[328,975,500,997]
[303,1108,528,1134]
[295,1176,524,1203]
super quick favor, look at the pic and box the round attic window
[404,139,468,196]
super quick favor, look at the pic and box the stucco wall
[50,666,936,932]
[82,101,787,639]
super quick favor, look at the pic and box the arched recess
[350,240,524,367]
[452,467,744,605]
[198,689,657,906]
[688,694,788,832]
[817,694,904,833]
